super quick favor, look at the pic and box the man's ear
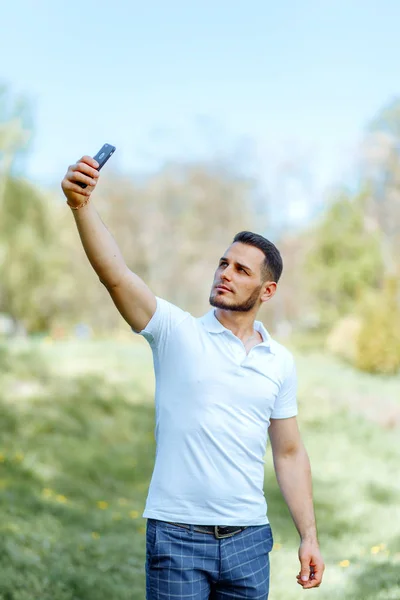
[260,281,277,303]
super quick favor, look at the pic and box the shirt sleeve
[132,296,189,349]
[270,351,298,419]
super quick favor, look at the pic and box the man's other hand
[296,540,325,589]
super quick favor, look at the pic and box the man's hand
[296,540,325,589]
[61,156,100,208]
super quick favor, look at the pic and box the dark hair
[232,231,283,283]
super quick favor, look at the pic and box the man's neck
[214,308,258,341]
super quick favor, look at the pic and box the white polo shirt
[134,296,298,526]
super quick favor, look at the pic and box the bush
[326,315,362,364]
[355,277,400,375]
[326,278,400,375]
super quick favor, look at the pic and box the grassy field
[0,338,399,600]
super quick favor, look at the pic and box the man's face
[209,243,268,312]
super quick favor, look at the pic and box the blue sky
[1,0,399,224]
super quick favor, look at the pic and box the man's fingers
[297,580,321,589]
[71,161,100,180]
[297,577,321,589]
[75,161,100,177]
[80,155,99,169]
[68,165,98,188]
[297,576,321,588]
[62,178,91,196]
[300,561,310,583]
[296,562,324,588]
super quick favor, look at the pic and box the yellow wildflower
[0,453,5,463]
[339,560,350,568]
[42,488,53,498]
[129,510,139,519]
[97,501,109,510]
[273,543,282,551]
[91,532,100,539]
[56,494,68,503]
[14,452,24,462]
[371,546,380,554]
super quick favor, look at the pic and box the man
[62,155,325,599]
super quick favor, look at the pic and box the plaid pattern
[146,519,273,599]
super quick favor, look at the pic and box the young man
[62,155,325,599]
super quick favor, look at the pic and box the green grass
[1,339,399,599]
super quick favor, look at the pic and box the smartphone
[77,143,116,188]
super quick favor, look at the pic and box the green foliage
[0,342,50,383]
[0,343,156,599]
[0,177,67,333]
[356,277,400,375]
[306,191,383,328]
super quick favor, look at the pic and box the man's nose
[221,267,232,281]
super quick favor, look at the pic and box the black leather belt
[168,522,247,539]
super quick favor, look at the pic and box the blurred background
[0,1,399,599]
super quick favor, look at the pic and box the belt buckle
[214,526,237,539]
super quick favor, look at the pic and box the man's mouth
[216,285,232,293]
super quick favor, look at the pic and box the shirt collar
[200,308,274,353]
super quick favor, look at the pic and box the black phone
[77,143,116,188]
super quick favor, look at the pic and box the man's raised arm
[61,155,156,332]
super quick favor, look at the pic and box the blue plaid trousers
[145,519,274,599]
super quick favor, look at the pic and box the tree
[356,276,400,375]
[0,176,67,333]
[305,190,383,329]
[361,98,400,275]
[0,85,55,333]
[0,83,32,205]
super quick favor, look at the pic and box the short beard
[209,284,262,313]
